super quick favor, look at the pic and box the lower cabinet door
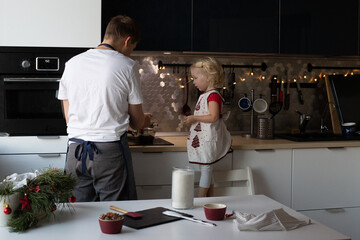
[132,152,232,186]
[0,154,66,180]
[300,207,360,240]
[233,149,292,207]
[136,185,172,200]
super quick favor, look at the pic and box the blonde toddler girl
[184,57,232,197]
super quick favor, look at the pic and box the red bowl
[98,216,124,234]
[203,203,227,221]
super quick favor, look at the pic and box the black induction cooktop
[127,136,174,146]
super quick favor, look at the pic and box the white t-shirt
[58,49,143,142]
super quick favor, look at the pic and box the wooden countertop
[130,135,360,152]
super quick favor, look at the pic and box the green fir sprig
[2,168,77,232]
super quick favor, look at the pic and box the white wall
[0,0,101,47]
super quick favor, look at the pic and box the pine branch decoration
[2,168,77,232]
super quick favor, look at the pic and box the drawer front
[136,185,172,200]
[233,149,292,207]
[132,152,232,186]
[0,154,66,180]
[293,147,360,210]
[0,136,68,154]
[300,207,359,240]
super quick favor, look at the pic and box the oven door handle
[3,78,60,82]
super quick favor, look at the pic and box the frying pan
[269,101,282,119]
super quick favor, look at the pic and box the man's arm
[61,100,69,124]
[128,104,152,130]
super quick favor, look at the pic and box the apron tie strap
[70,138,100,174]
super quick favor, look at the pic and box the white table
[0,195,350,240]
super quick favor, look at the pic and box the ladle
[182,69,191,116]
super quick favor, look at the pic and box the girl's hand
[184,115,195,125]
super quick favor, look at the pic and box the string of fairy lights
[156,60,360,90]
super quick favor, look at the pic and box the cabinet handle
[255,149,275,152]
[327,147,345,150]
[138,185,170,189]
[38,153,61,158]
[141,152,164,154]
[325,208,345,213]
[37,136,60,139]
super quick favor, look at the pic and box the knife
[162,210,216,227]
[167,209,193,218]
[295,80,304,105]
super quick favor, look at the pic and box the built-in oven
[0,47,87,136]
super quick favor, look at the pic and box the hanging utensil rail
[307,63,360,72]
[158,61,267,71]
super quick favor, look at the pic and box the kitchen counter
[130,135,360,152]
[0,195,349,240]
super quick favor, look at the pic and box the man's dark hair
[104,15,141,44]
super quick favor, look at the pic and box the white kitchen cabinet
[0,136,68,154]
[300,207,360,240]
[0,154,66,180]
[292,147,360,210]
[0,0,101,47]
[293,147,360,240]
[132,152,232,200]
[233,149,292,207]
[0,136,68,180]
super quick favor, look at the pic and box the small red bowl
[203,203,227,221]
[98,216,124,234]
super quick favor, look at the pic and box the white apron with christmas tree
[187,90,232,165]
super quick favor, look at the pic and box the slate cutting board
[124,207,181,229]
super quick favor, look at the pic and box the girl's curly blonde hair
[191,57,224,88]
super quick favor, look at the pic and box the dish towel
[234,208,311,231]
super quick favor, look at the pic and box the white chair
[212,167,255,196]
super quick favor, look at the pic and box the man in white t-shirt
[58,15,151,201]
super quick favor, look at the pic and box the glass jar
[171,167,194,209]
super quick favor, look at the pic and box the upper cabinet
[101,0,191,51]
[192,0,279,53]
[102,0,360,56]
[280,0,359,56]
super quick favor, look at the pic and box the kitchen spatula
[110,205,143,218]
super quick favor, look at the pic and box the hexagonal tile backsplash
[132,53,360,134]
